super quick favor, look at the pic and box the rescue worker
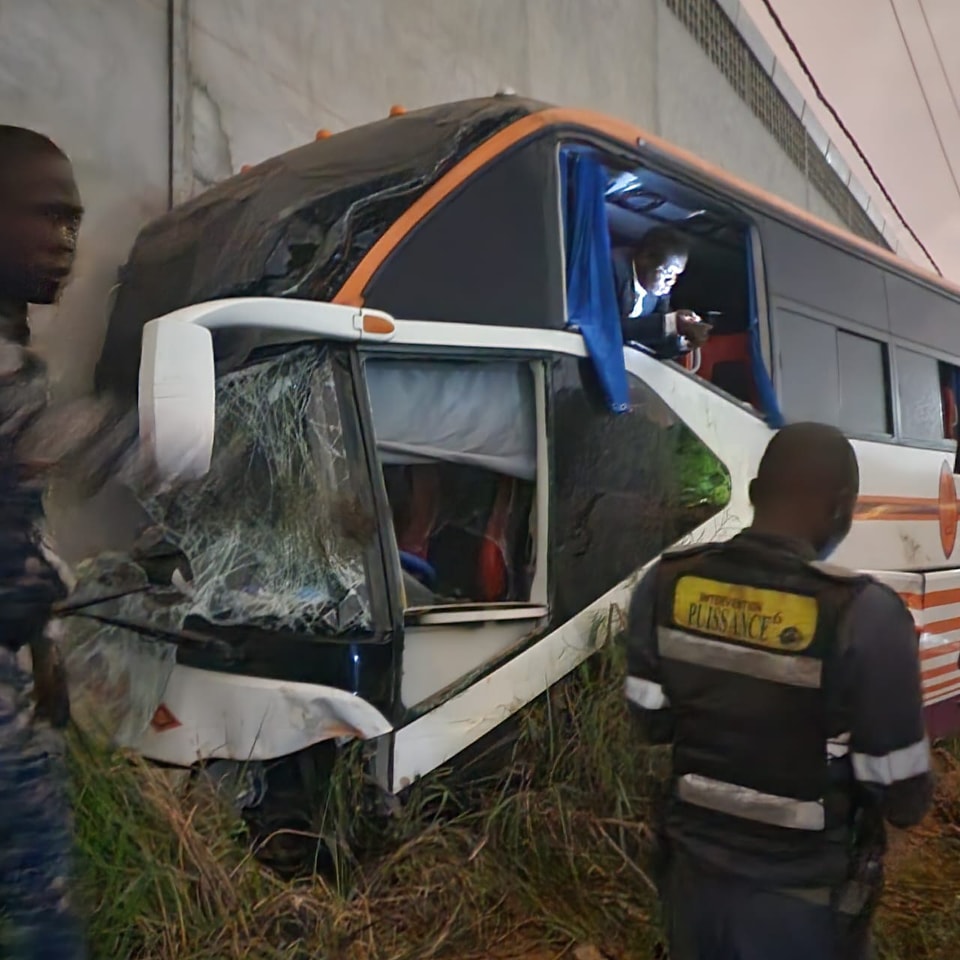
[0,125,137,959]
[625,422,933,960]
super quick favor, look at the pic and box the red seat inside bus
[694,331,758,408]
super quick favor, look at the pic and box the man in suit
[612,226,711,359]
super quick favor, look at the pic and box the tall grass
[69,642,960,959]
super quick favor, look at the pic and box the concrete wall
[0,0,844,558]
[0,0,169,400]
[1,0,848,392]
[178,0,662,195]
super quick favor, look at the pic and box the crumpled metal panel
[97,96,548,402]
[59,553,178,747]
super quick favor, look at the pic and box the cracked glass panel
[61,346,375,747]
[140,346,373,635]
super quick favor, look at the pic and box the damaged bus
[63,95,960,857]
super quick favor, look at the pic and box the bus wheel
[199,742,342,879]
[243,740,342,878]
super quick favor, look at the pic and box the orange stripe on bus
[922,615,960,635]
[922,673,960,697]
[896,590,960,619]
[922,659,960,682]
[921,588,960,609]
[854,497,939,522]
[924,674,960,694]
[921,640,960,663]
[858,496,938,508]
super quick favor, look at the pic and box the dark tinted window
[364,137,564,329]
[776,310,890,436]
[551,357,730,624]
[776,309,839,423]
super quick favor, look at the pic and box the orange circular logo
[939,460,958,558]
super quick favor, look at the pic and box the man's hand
[676,311,712,347]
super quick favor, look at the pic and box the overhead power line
[887,0,960,204]
[757,0,942,276]
[917,0,960,132]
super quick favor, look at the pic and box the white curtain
[364,358,536,481]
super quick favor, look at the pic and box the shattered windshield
[139,345,374,635]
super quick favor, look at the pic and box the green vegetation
[673,425,732,510]
[71,642,959,959]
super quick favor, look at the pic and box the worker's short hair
[0,125,67,169]
[637,226,690,264]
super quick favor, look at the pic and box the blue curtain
[745,234,784,428]
[562,151,629,413]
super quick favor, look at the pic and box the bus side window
[551,357,731,626]
[896,346,947,444]
[364,357,540,610]
[777,310,891,437]
[838,330,890,436]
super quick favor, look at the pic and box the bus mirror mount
[138,317,216,484]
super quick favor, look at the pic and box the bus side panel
[843,569,960,740]
[919,569,960,738]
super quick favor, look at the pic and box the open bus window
[607,168,758,397]
[364,358,540,613]
[560,145,771,415]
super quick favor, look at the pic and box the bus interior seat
[384,463,532,606]
[696,332,757,406]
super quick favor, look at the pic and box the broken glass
[61,346,374,746]
[137,345,373,635]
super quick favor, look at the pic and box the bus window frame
[890,338,960,453]
[750,224,774,376]
[555,136,777,414]
[770,296,896,444]
[771,292,960,453]
[356,345,552,626]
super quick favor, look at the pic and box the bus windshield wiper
[67,608,244,664]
